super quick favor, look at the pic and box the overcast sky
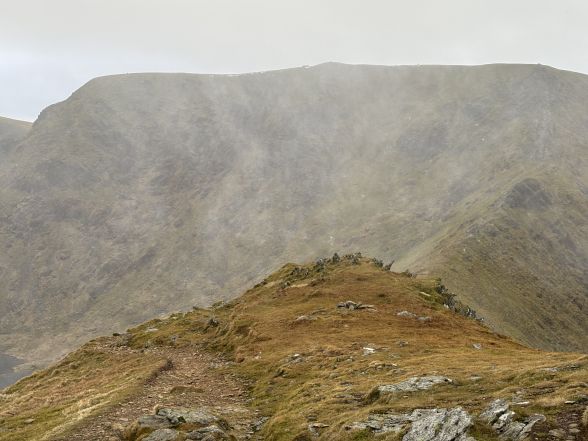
[1,0,587,121]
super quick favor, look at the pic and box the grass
[0,341,168,441]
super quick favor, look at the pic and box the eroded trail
[53,346,257,441]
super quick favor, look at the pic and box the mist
[2,0,588,120]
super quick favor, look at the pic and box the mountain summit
[0,64,586,370]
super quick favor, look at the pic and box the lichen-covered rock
[369,375,453,401]
[349,407,475,440]
[404,408,474,441]
[479,399,545,440]
[348,412,410,434]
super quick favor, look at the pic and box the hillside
[0,116,31,153]
[0,63,586,372]
[0,257,586,440]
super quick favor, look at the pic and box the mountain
[1,257,586,440]
[0,116,31,154]
[0,63,586,371]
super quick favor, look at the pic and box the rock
[308,422,329,437]
[375,376,453,396]
[294,315,313,323]
[501,414,545,440]
[349,407,474,440]
[126,408,223,441]
[343,252,362,264]
[371,258,384,268]
[418,316,432,322]
[472,343,482,350]
[284,353,304,364]
[204,317,219,330]
[337,300,375,310]
[480,399,510,424]
[480,399,545,440]
[157,408,218,426]
[143,429,184,441]
[348,412,410,434]
[548,428,565,439]
[368,360,397,370]
[186,425,229,440]
[338,300,359,310]
[357,303,375,309]
[404,408,474,441]
[125,415,174,440]
[362,347,376,356]
[397,311,417,318]
[251,416,269,432]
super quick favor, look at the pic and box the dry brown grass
[0,341,168,441]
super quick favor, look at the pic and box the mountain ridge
[1,256,586,440]
[0,63,586,371]
[0,116,31,154]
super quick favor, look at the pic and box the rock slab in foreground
[369,375,453,401]
[350,407,475,440]
[480,399,545,441]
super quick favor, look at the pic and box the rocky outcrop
[368,376,453,402]
[397,310,432,322]
[156,408,219,426]
[336,300,375,310]
[404,408,475,441]
[124,407,231,441]
[352,398,547,441]
[480,399,545,440]
[349,407,475,440]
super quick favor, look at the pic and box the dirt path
[52,345,257,440]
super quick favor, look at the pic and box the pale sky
[1,0,587,121]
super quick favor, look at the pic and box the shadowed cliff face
[0,63,586,368]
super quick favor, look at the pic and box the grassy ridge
[1,257,586,440]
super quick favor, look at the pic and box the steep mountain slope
[0,116,31,154]
[0,117,33,386]
[0,63,586,369]
[1,258,587,441]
